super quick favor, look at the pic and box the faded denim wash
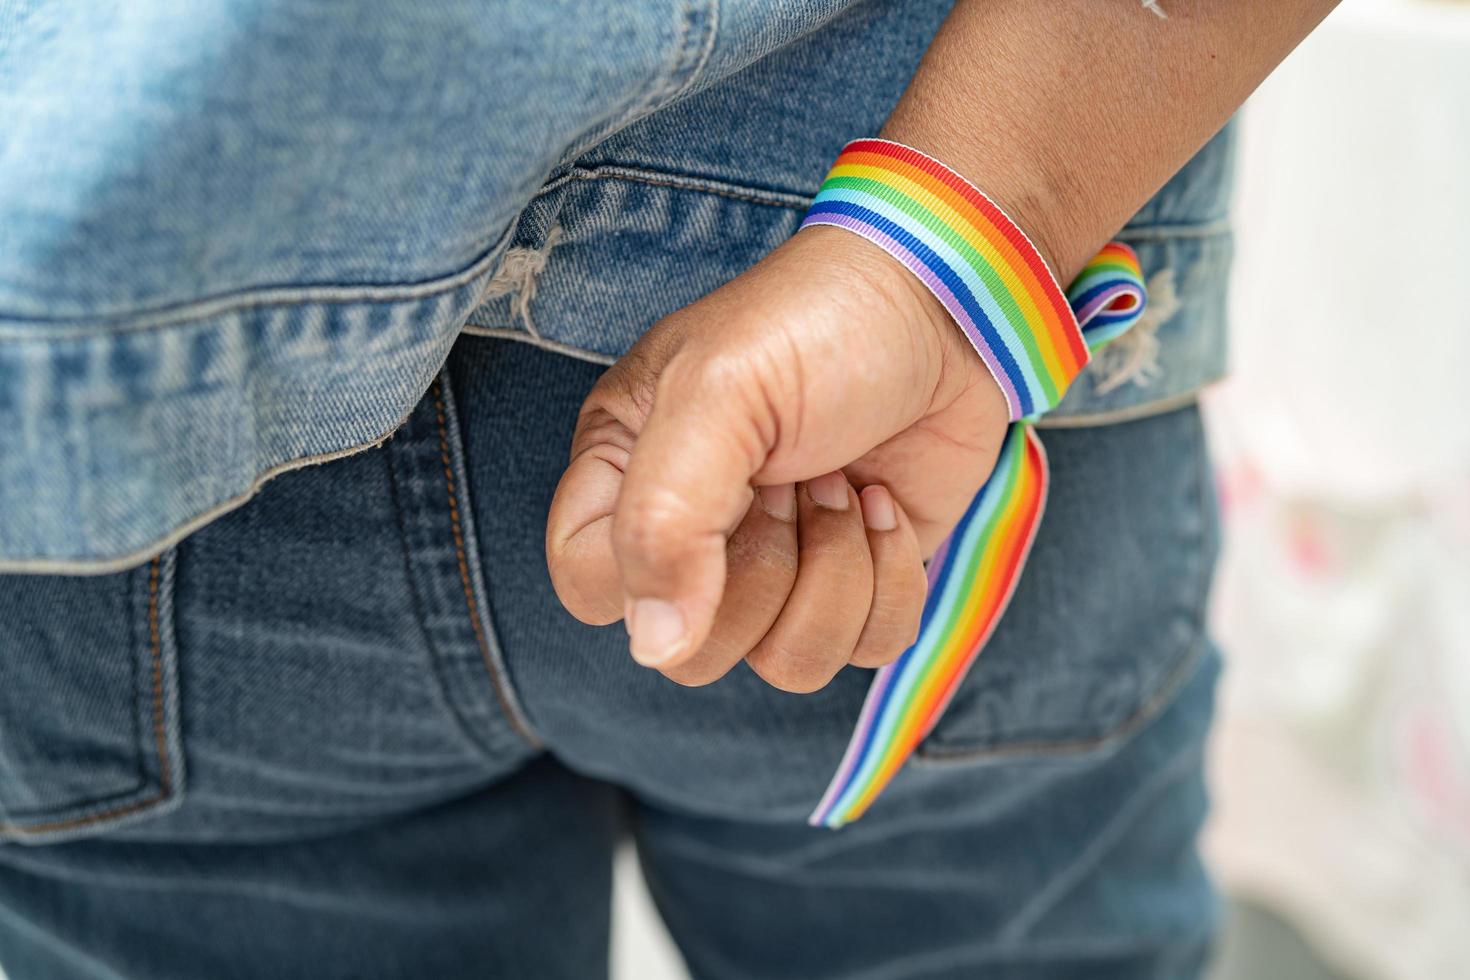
[0,0,1231,570]
[0,338,1221,978]
[1,1,1231,976]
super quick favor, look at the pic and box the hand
[545,224,1012,691]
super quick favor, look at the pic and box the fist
[545,225,1011,691]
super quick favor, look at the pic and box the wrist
[798,138,1089,420]
[876,117,1088,285]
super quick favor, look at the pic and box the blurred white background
[613,1,1470,976]
[1203,0,1470,976]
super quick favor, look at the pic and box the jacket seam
[545,0,719,173]
[0,175,1226,339]
[534,163,1236,245]
[656,0,720,109]
[535,164,814,210]
[1036,383,1219,429]
[0,420,413,576]
[0,224,516,339]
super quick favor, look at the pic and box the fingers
[613,351,774,670]
[546,408,634,626]
[849,485,928,668]
[547,363,924,693]
[659,485,798,687]
[747,471,875,693]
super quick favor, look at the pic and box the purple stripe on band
[801,214,1024,419]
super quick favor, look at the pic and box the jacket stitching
[536,164,813,210]
[0,224,517,339]
[534,164,1236,245]
[662,0,720,108]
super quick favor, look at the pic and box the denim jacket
[0,0,1232,572]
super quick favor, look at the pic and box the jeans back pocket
[0,553,183,843]
[917,407,1218,764]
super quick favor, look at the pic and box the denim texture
[469,0,1234,426]
[0,338,1219,978]
[0,0,1231,571]
[2,1,1230,973]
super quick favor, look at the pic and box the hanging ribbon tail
[809,242,1148,829]
[809,423,1050,828]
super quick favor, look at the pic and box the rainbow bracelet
[801,140,1148,828]
[801,138,1090,421]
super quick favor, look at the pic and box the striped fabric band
[810,243,1148,829]
[800,138,1089,421]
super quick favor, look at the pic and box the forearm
[882,0,1339,281]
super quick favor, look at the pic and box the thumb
[612,351,771,669]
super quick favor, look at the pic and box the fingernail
[807,471,850,510]
[757,483,796,522]
[628,598,688,667]
[860,485,897,531]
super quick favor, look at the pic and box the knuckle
[544,525,622,626]
[872,560,928,624]
[803,528,874,576]
[613,490,694,560]
[870,588,923,631]
[850,622,909,666]
[749,645,844,694]
[768,671,836,695]
[573,409,638,459]
[727,530,798,579]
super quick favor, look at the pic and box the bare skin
[546,0,1341,691]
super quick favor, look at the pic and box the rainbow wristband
[800,138,1090,421]
[800,143,1149,827]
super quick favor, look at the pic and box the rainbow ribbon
[802,139,1090,421]
[801,140,1147,828]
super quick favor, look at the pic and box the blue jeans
[3,0,1232,974]
[0,337,1220,979]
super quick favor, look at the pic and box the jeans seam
[0,555,175,837]
[918,410,1214,766]
[430,378,542,750]
[460,325,618,366]
[995,732,1205,945]
[913,639,1209,766]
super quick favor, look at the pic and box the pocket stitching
[916,409,1215,766]
[431,380,542,750]
[913,639,1210,766]
[0,555,175,838]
